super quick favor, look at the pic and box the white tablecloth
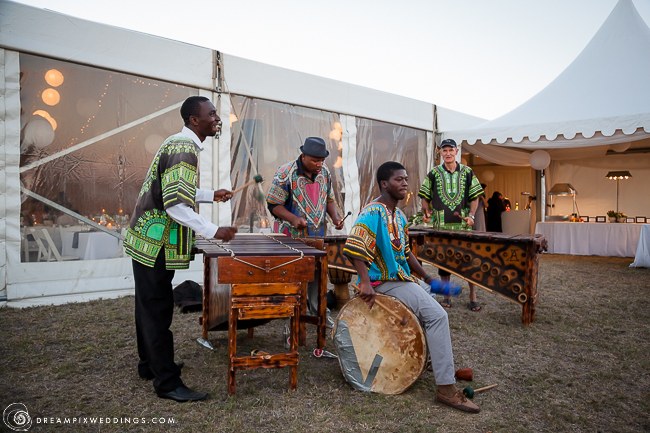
[61,230,123,260]
[535,222,644,257]
[630,224,650,267]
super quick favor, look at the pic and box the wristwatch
[468,214,475,220]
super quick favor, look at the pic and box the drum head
[333,294,427,395]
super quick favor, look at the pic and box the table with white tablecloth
[534,222,644,257]
[630,224,650,267]
[61,230,123,260]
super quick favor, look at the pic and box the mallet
[231,174,264,195]
[339,211,352,225]
[455,368,473,381]
[351,284,408,326]
[462,383,498,399]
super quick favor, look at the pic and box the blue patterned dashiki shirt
[343,202,417,284]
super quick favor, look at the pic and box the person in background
[486,191,506,232]
[344,161,479,413]
[266,137,344,327]
[473,183,487,232]
[124,96,238,402]
[418,139,484,312]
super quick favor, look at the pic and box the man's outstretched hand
[215,226,238,242]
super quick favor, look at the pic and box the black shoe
[139,362,185,380]
[157,385,208,402]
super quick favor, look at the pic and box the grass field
[1,254,649,432]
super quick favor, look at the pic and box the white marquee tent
[0,0,481,306]
[442,0,650,219]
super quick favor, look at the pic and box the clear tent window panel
[229,95,345,233]
[19,53,198,261]
[355,118,428,217]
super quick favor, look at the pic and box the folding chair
[39,228,79,261]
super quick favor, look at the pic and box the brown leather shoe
[436,390,480,413]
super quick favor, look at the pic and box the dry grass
[1,254,649,433]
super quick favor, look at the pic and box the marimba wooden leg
[228,306,238,395]
[299,282,308,346]
[316,256,328,349]
[290,303,300,390]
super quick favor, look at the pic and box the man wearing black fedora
[266,136,344,324]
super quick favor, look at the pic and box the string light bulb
[44,69,64,87]
[41,88,60,106]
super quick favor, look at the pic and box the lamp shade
[605,171,632,180]
[548,183,577,196]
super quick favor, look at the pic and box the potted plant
[617,212,627,223]
[607,210,617,223]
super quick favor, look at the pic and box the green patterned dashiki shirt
[124,133,199,269]
[418,163,484,231]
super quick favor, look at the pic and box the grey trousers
[375,280,456,385]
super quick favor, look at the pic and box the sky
[12,0,650,120]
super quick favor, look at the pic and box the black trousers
[133,249,183,393]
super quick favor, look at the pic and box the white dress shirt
[165,127,220,238]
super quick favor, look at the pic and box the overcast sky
[12,0,650,120]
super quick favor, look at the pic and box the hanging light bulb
[44,69,64,87]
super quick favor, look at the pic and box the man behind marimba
[266,137,345,327]
[124,96,237,402]
[343,161,480,413]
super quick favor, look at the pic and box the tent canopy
[442,0,650,155]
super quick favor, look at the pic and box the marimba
[194,233,329,349]
[323,229,547,325]
[409,228,547,325]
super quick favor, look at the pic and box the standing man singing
[124,96,237,402]
[418,139,484,312]
[266,137,344,326]
[343,161,479,413]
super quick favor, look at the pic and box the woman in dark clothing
[486,191,506,232]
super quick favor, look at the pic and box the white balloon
[529,150,551,170]
[22,116,55,150]
[481,169,495,182]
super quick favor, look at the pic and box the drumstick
[351,284,408,326]
[339,211,352,224]
[231,174,263,195]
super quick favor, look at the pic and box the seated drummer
[343,161,479,413]
[266,137,345,327]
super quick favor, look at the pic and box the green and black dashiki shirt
[124,133,199,269]
[418,163,484,231]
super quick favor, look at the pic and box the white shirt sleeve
[195,188,214,203]
[167,199,219,238]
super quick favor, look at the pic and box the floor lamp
[605,171,632,213]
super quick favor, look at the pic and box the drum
[325,236,355,306]
[332,294,427,395]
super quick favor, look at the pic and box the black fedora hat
[439,138,457,149]
[300,137,329,158]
